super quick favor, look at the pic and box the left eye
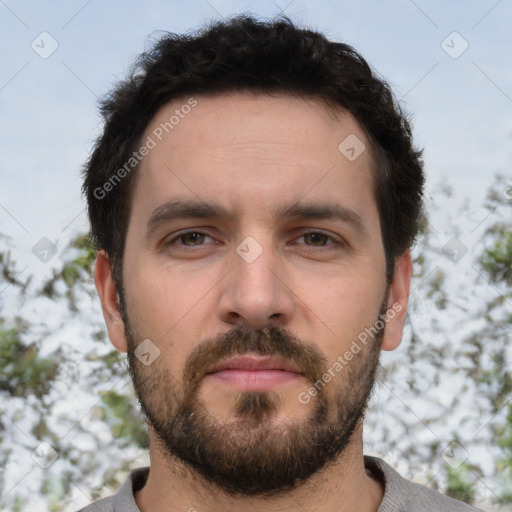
[172,232,214,246]
[296,233,334,246]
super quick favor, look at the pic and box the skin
[95,92,412,512]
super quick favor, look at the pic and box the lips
[205,354,304,391]
[206,354,303,375]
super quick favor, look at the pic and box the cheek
[293,269,384,359]
[125,255,199,325]
[122,267,173,347]
[123,262,219,372]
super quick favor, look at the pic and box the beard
[123,303,386,497]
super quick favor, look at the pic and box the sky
[0,0,511,281]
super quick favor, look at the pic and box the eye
[166,231,215,246]
[296,232,335,246]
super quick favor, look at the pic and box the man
[80,15,481,512]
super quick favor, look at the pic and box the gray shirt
[77,456,483,511]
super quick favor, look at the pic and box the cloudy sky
[0,0,511,280]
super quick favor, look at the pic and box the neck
[135,424,383,512]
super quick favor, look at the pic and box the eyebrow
[276,201,369,238]
[146,199,232,238]
[146,199,368,239]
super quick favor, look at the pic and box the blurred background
[0,1,511,510]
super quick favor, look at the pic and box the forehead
[132,92,378,229]
[143,92,369,163]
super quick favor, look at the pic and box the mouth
[204,354,304,391]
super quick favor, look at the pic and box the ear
[381,250,412,351]
[94,250,128,353]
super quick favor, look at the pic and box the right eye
[165,231,216,247]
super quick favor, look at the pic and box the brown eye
[301,233,332,246]
[179,232,206,246]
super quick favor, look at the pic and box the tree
[0,234,145,512]
[0,176,509,510]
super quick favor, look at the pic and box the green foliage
[480,228,512,287]
[477,222,512,504]
[0,183,509,510]
[100,389,148,449]
[495,402,512,503]
[11,496,26,512]
[445,462,476,505]
[477,349,512,412]
[0,320,59,399]
[99,349,126,373]
[497,403,512,453]
[40,234,97,309]
[86,349,128,384]
[61,234,96,287]
[0,248,31,294]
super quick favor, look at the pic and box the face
[101,92,409,495]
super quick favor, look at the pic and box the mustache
[183,326,328,391]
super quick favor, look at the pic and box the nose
[217,241,296,330]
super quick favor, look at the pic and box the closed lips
[206,355,302,374]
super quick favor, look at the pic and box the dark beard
[125,314,384,497]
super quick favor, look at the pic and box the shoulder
[77,495,116,512]
[75,467,150,512]
[364,456,484,512]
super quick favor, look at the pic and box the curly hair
[82,14,424,286]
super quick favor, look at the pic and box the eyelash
[164,230,342,248]
[166,231,216,247]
